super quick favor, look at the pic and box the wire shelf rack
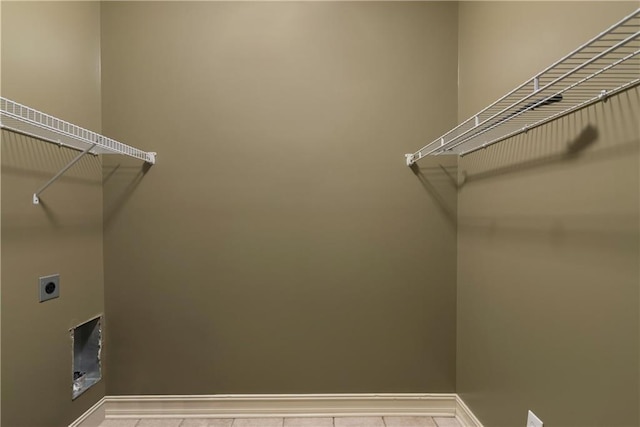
[0,96,156,204]
[406,8,640,164]
[0,97,156,164]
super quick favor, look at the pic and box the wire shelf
[406,8,640,163]
[1,96,156,204]
[0,97,156,164]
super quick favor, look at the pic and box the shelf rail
[405,8,640,164]
[0,97,156,204]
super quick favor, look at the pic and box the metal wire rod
[527,9,639,77]
[0,97,156,164]
[405,8,640,162]
[459,78,640,157]
[424,30,639,157]
[1,96,157,204]
[0,124,99,156]
[32,143,97,205]
[441,48,640,154]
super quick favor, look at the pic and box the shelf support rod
[33,143,97,205]
[0,123,99,156]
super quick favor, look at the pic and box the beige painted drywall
[1,2,104,426]
[457,2,639,427]
[0,3,3,425]
[101,1,459,395]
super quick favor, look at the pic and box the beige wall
[101,1,459,395]
[1,4,3,424]
[3,3,636,426]
[457,2,639,427]
[1,2,104,426]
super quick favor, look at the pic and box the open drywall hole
[71,315,102,399]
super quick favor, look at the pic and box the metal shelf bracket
[32,143,97,205]
[405,153,416,166]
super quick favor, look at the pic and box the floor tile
[99,421,140,427]
[137,420,183,427]
[334,417,385,427]
[178,421,209,427]
[384,416,437,427]
[232,418,284,427]
[433,418,461,427]
[179,420,234,427]
[284,418,333,427]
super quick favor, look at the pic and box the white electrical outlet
[527,410,543,427]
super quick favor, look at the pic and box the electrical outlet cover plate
[527,410,543,427]
[39,274,60,302]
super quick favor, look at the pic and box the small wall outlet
[39,274,60,302]
[527,410,543,427]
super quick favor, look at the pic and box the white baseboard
[71,394,483,427]
[69,397,107,427]
[455,395,484,427]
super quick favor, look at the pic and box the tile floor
[99,417,461,427]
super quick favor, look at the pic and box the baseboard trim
[455,395,483,427]
[71,394,483,427]
[107,393,457,419]
[69,397,107,427]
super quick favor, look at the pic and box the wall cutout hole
[71,316,102,399]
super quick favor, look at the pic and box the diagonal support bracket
[33,143,97,205]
